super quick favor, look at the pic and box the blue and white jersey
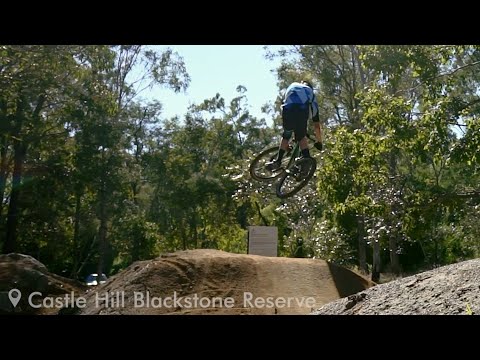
[282,82,319,120]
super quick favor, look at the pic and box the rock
[312,259,480,315]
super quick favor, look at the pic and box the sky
[140,45,285,121]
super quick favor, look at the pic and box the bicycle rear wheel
[276,157,316,198]
[249,146,291,182]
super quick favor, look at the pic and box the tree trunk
[350,45,367,86]
[70,190,82,278]
[3,141,26,253]
[0,135,8,219]
[130,183,140,262]
[254,201,270,226]
[97,149,108,276]
[372,239,381,282]
[3,94,45,253]
[357,213,368,274]
[389,234,401,275]
[131,233,140,262]
[192,212,199,248]
[97,178,108,276]
[129,173,143,261]
[75,235,96,279]
[181,219,187,250]
[3,97,26,254]
[388,153,401,275]
[0,100,8,217]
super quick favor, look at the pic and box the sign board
[248,226,278,257]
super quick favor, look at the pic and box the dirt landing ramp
[79,249,374,315]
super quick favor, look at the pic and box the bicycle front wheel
[249,146,290,182]
[276,157,317,198]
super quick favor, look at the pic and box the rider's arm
[313,121,323,144]
[311,95,323,144]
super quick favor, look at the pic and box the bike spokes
[249,146,289,182]
[276,157,316,199]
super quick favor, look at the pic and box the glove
[314,142,323,151]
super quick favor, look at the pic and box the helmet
[301,80,313,89]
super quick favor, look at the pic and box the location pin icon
[8,289,21,308]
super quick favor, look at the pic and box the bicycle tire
[249,146,291,182]
[276,157,317,198]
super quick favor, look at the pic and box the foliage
[2,45,480,283]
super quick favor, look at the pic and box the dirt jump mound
[313,258,480,315]
[78,249,373,315]
[0,253,86,314]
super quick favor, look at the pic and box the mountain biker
[266,80,323,173]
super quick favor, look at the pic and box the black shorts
[282,104,309,141]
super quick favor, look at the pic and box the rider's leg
[277,133,292,161]
[295,138,313,180]
[266,131,291,171]
[278,105,297,161]
[294,114,310,158]
[299,136,310,158]
[294,117,312,180]
[266,106,295,171]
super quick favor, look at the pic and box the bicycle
[249,134,317,199]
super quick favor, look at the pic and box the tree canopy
[1,45,479,282]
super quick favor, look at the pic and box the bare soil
[77,249,373,315]
[0,253,86,314]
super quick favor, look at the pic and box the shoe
[295,159,311,181]
[265,159,281,172]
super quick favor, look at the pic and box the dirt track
[78,249,374,315]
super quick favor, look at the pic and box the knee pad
[282,129,293,140]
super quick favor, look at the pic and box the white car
[85,273,107,286]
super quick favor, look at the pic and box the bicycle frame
[283,133,315,171]
[249,133,317,185]
[284,141,300,171]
